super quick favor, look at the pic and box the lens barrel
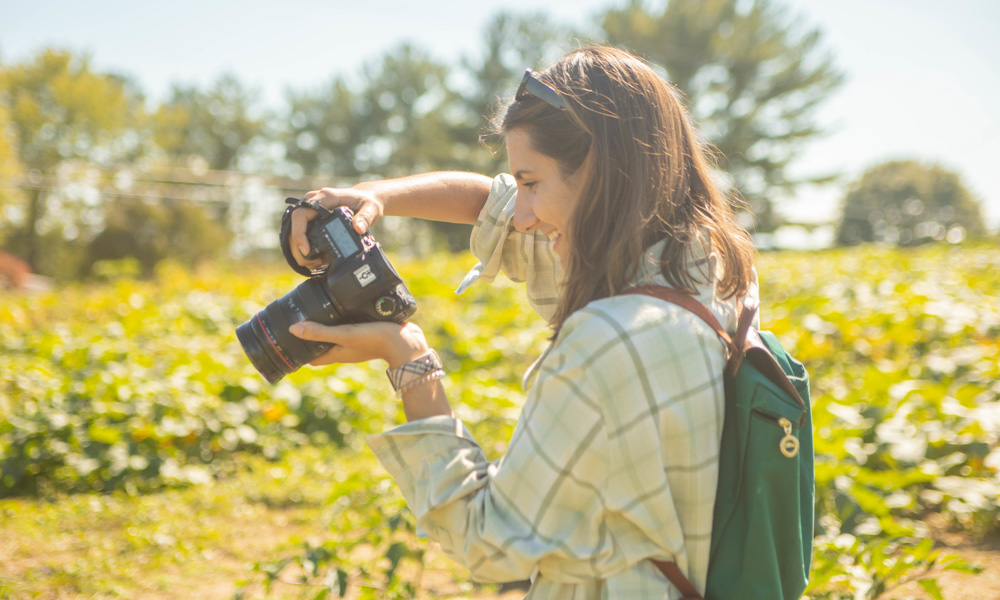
[236,278,341,384]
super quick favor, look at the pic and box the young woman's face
[506,127,589,269]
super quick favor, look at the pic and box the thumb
[353,203,380,233]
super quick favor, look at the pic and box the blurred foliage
[458,11,573,175]
[837,160,987,247]
[0,49,143,269]
[0,264,345,495]
[0,49,138,172]
[0,102,24,211]
[80,196,232,278]
[1,5,854,278]
[2,245,998,597]
[284,43,462,181]
[152,74,268,172]
[600,0,844,231]
[757,245,999,597]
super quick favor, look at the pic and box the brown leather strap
[624,285,805,413]
[624,286,734,345]
[623,285,757,376]
[650,559,704,599]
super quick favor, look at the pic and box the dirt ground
[3,504,999,599]
[882,518,1000,600]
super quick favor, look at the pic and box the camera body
[236,203,416,384]
[301,205,416,324]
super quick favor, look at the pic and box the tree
[79,196,231,278]
[0,49,141,270]
[152,73,265,171]
[458,11,573,175]
[284,76,362,180]
[599,0,843,231]
[355,44,460,177]
[283,14,570,181]
[836,160,985,247]
[284,43,465,181]
[0,103,24,219]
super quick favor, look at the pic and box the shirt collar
[629,236,714,291]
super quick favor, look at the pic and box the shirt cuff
[366,416,483,479]
[456,173,518,295]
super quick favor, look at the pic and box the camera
[236,200,417,383]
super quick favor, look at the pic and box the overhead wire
[0,181,307,205]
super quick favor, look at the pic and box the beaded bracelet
[395,369,446,398]
[386,349,443,393]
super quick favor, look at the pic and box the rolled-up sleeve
[366,346,615,584]
[455,173,564,322]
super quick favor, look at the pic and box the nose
[512,190,539,233]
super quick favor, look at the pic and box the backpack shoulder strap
[649,559,705,600]
[624,285,760,598]
[624,285,803,409]
[623,284,756,376]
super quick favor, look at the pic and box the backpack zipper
[753,410,801,458]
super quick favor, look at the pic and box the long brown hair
[499,46,756,331]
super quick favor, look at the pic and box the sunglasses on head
[516,69,568,111]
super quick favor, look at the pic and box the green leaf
[941,556,985,575]
[337,569,349,597]
[87,423,122,445]
[918,578,944,600]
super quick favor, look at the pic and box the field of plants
[2,244,999,599]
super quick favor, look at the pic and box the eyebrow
[513,169,535,180]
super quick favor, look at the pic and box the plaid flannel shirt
[368,174,760,599]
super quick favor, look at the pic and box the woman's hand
[290,320,453,421]
[288,320,429,370]
[290,186,385,270]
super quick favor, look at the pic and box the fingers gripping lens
[236,279,338,384]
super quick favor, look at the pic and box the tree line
[0,1,987,281]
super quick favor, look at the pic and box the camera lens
[236,278,341,383]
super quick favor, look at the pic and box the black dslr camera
[236,198,417,383]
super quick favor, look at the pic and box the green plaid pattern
[369,174,760,599]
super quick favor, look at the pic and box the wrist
[385,349,443,396]
[385,345,431,370]
[384,323,430,369]
[352,182,388,211]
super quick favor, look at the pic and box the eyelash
[520,181,537,190]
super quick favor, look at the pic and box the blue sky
[2,0,998,232]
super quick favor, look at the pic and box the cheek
[535,194,563,223]
[549,187,579,224]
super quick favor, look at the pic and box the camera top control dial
[374,295,397,317]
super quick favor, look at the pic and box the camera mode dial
[374,296,397,317]
[375,296,396,317]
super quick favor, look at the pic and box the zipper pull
[778,417,800,458]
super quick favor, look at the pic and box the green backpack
[625,286,814,600]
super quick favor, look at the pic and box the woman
[288,46,758,599]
